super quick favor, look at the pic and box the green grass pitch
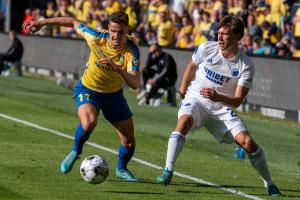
[0,75,299,200]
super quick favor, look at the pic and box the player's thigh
[175,114,194,135]
[100,90,133,124]
[74,81,100,129]
[74,81,101,111]
[206,107,247,143]
[112,118,135,147]
[178,98,208,133]
[77,104,99,128]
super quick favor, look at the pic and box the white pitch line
[0,113,264,200]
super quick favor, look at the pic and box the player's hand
[179,86,186,99]
[22,21,42,34]
[200,88,220,102]
[99,58,120,72]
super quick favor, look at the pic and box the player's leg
[165,115,193,170]
[73,104,98,154]
[156,114,193,185]
[234,131,281,196]
[100,89,137,181]
[61,81,100,174]
[61,104,98,174]
[211,107,281,196]
[157,99,206,185]
[112,118,138,181]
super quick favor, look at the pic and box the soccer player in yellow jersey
[23,12,140,181]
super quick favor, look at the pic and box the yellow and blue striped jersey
[76,24,140,93]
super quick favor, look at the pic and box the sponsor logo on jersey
[94,60,113,71]
[178,101,190,109]
[204,67,231,85]
[231,68,239,77]
[119,55,124,64]
[96,49,106,57]
[206,59,212,63]
[230,118,239,122]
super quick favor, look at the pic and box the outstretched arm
[22,17,80,34]
[179,60,197,98]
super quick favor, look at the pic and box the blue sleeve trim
[127,40,140,71]
[127,40,140,59]
[132,66,139,71]
[78,24,109,38]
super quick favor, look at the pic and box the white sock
[165,131,186,171]
[248,147,273,188]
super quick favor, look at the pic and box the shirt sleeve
[238,57,255,89]
[126,40,140,72]
[75,23,108,46]
[191,42,206,66]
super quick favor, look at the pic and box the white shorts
[178,98,247,144]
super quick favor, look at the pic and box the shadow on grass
[109,179,300,198]
[174,182,300,198]
[117,179,300,198]
[108,178,158,185]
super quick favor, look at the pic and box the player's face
[217,26,239,51]
[108,22,128,48]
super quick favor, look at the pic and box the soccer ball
[80,155,109,184]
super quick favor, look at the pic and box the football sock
[248,147,273,187]
[165,131,186,171]
[73,124,92,155]
[117,145,135,170]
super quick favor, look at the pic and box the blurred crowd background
[1,0,300,58]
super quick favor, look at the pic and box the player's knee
[126,142,135,149]
[245,140,258,154]
[81,118,97,132]
[175,115,194,135]
[121,138,135,148]
[238,137,258,153]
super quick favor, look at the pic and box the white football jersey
[185,41,254,108]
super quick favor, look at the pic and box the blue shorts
[73,81,133,123]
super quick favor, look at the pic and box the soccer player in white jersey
[156,15,281,196]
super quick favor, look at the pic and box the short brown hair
[109,12,129,26]
[217,15,244,40]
